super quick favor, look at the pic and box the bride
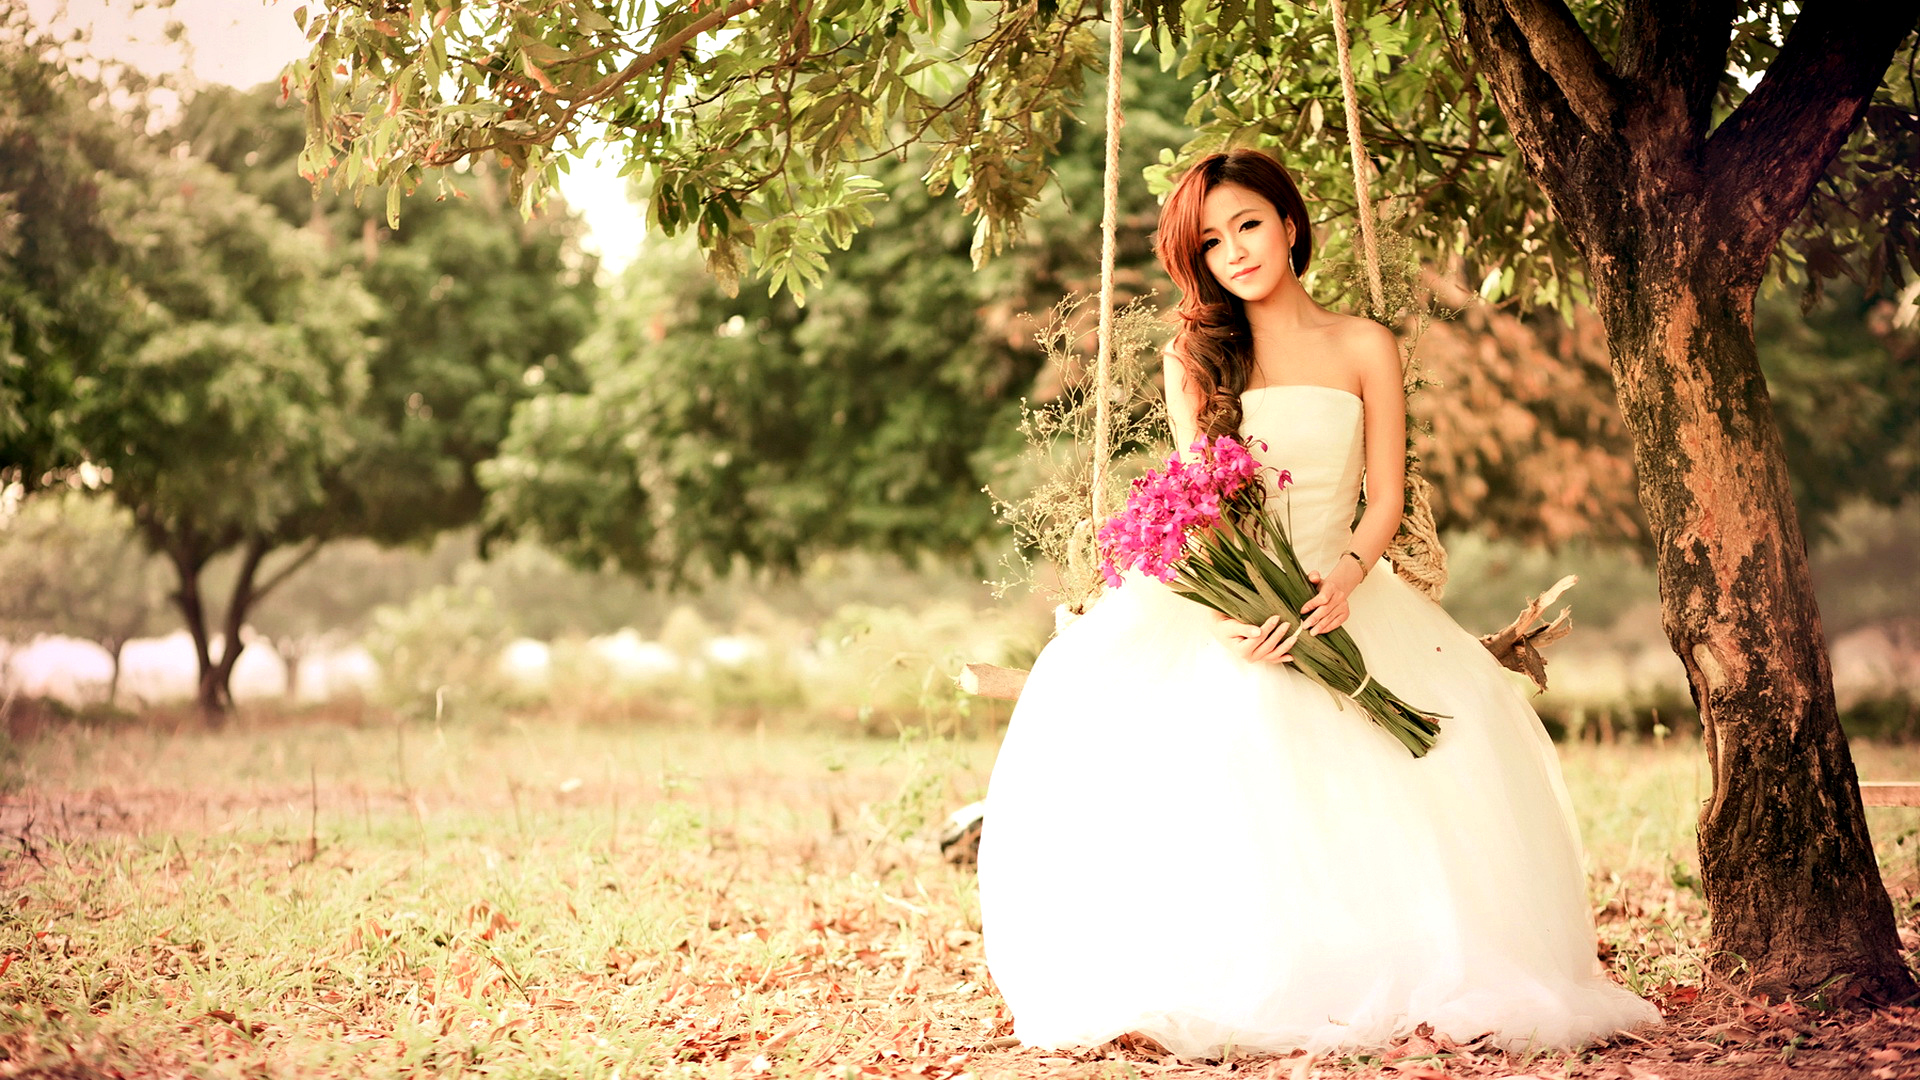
[975,148,1662,1058]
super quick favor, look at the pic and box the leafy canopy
[477,54,1195,584]
[297,0,1107,302]
[298,0,1917,312]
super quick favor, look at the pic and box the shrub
[362,585,516,721]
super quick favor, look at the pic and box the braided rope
[1391,470,1449,599]
[1089,0,1125,529]
[1327,0,1448,599]
[1328,0,1386,320]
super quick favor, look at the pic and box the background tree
[1,17,598,717]
[0,489,172,706]
[11,48,380,715]
[481,58,1193,580]
[174,83,601,549]
[0,8,155,490]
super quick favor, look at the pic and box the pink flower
[1098,435,1285,587]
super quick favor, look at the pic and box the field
[2,714,1919,1079]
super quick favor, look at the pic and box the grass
[2,714,1919,1079]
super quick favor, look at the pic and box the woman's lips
[1232,265,1260,280]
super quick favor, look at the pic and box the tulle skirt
[976,564,1661,1058]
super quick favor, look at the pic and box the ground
[1,709,1917,1079]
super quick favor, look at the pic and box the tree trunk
[154,530,320,721]
[163,544,230,722]
[202,535,271,720]
[1591,242,1915,1002]
[1461,0,1919,1002]
[279,637,308,701]
[105,637,124,709]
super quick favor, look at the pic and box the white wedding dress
[977,384,1661,1058]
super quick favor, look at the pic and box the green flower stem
[1155,494,1447,757]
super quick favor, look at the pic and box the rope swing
[958,0,1573,719]
[1325,0,1449,598]
[1086,0,1449,599]
[1088,0,1126,528]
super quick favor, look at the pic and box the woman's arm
[1162,341,1201,456]
[1348,320,1407,567]
[1299,320,1405,637]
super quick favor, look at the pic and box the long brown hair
[1153,148,1313,437]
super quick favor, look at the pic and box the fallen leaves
[4,726,1919,1080]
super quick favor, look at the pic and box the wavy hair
[1153,148,1313,437]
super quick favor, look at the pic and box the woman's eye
[1201,238,1219,252]
[1240,219,1261,231]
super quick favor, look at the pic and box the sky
[21,0,651,273]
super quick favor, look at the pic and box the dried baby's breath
[988,294,1170,613]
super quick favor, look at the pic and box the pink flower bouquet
[1097,434,1445,757]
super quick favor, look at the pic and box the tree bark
[105,637,124,709]
[277,636,313,701]
[152,527,321,721]
[203,535,272,720]
[1461,0,1920,1003]
[160,541,229,722]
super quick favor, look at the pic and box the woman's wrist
[1340,549,1370,578]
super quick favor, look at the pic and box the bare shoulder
[1328,312,1396,358]
[1329,313,1401,385]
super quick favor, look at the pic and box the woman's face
[1199,182,1295,302]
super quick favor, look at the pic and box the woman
[976,148,1661,1059]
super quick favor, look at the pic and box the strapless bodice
[1239,384,1366,572]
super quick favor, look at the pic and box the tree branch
[251,536,326,605]
[1459,0,1622,211]
[1496,0,1621,134]
[1702,2,1919,274]
[438,0,768,164]
[219,534,270,671]
[578,0,767,108]
[1617,0,1737,140]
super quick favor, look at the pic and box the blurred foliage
[1758,281,1920,543]
[363,584,516,721]
[1436,530,1658,638]
[1805,499,1920,639]
[480,58,1191,582]
[1,13,595,713]
[455,540,665,641]
[239,537,465,653]
[811,600,1038,738]
[0,489,172,704]
[1839,693,1920,743]
[1408,287,1644,548]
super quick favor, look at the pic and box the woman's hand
[1300,556,1366,637]
[1211,612,1297,665]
